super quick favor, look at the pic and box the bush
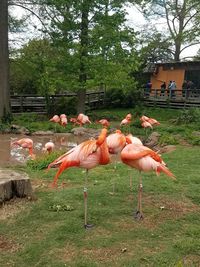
[50,96,77,116]
[104,88,142,109]
[27,150,63,170]
[174,108,200,124]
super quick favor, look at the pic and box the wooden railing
[10,91,105,113]
[143,88,200,109]
[144,88,200,100]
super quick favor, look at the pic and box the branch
[180,42,200,52]
[9,3,54,39]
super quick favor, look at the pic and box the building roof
[144,61,200,73]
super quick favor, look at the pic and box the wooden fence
[10,88,200,113]
[11,91,105,113]
[143,88,200,109]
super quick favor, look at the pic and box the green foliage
[105,87,141,108]
[27,151,63,170]
[1,146,200,266]
[159,133,179,146]
[174,108,200,124]
[53,96,77,116]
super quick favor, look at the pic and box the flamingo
[48,128,110,228]
[50,115,60,123]
[106,130,126,193]
[97,119,110,128]
[50,115,60,132]
[140,115,160,128]
[70,118,81,126]
[60,114,67,127]
[125,134,143,191]
[77,113,91,126]
[11,138,35,159]
[120,113,132,134]
[42,141,55,154]
[121,143,175,220]
[120,113,132,126]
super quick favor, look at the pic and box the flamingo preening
[121,143,175,220]
[60,114,67,127]
[77,113,91,126]
[48,128,110,228]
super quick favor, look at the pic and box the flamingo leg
[84,169,94,229]
[134,172,144,220]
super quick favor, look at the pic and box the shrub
[27,150,64,170]
[174,108,200,124]
[50,96,77,116]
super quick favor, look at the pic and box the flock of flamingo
[11,112,175,228]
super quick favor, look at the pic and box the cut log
[0,169,34,203]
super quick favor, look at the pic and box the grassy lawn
[0,107,200,266]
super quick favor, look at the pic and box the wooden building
[146,61,200,89]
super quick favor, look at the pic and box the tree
[0,0,10,119]
[140,0,200,61]
[34,0,139,113]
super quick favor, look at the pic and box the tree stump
[0,169,34,203]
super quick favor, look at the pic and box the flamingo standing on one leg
[48,128,110,228]
[42,141,55,154]
[49,115,61,132]
[121,143,175,220]
[106,130,126,193]
[125,134,143,191]
[11,138,35,159]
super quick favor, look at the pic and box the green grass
[0,107,200,266]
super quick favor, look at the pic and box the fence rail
[143,88,200,109]
[10,91,105,113]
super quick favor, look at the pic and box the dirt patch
[50,243,77,263]
[182,255,200,265]
[0,235,21,253]
[82,247,123,263]
[141,195,199,229]
[0,197,31,220]
[118,194,199,230]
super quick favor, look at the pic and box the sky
[10,5,200,59]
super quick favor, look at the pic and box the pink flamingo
[120,113,132,134]
[125,134,143,191]
[121,143,175,220]
[11,138,35,159]
[120,113,132,126]
[77,113,91,126]
[50,115,60,123]
[140,115,160,128]
[49,115,61,132]
[60,114,67,127]
[42,141,55,154]
[97,119,110,128]
[106,130,126,193]
[70,118,81,126]
[48,128,110,228]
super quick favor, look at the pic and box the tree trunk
[77,0,90,114]
[0,0,10,118]
[0,170,34,203]
[174,41,181,61]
